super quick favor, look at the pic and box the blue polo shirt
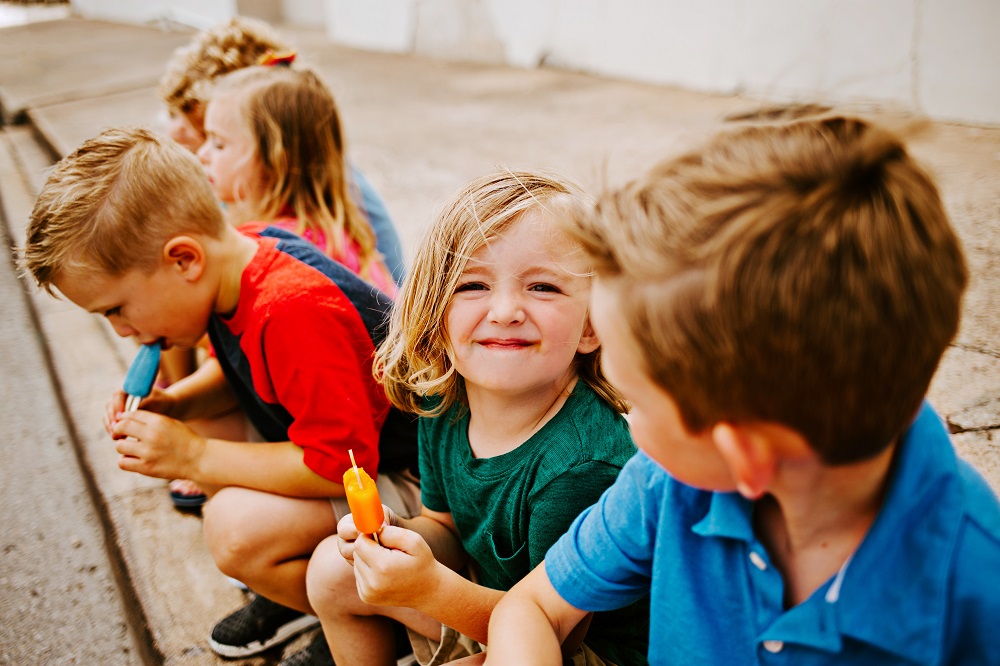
[546,403,1000,664]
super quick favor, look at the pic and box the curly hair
[158,17,290,133]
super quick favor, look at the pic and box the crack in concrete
[947,421,1000,435]
[950,342,1000,360]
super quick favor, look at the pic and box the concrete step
[0,125,283,665]
[0,125,137,664]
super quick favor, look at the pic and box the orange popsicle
[343,449,384,538]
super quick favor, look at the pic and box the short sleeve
[545,453,659,612]
[261,300,383,481]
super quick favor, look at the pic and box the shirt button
[749,551,767,571]
[763,640,784,653]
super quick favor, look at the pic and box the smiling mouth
[478,339,533,349]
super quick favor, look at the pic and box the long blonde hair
[211,65,379,278]
[375,170,628,417]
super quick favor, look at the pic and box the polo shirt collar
[691,403,962,663]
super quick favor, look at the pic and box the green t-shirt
[419,382,649,665]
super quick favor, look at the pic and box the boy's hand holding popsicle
[104,342,207,479]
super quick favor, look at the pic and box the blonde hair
[569,116,967,464]
[376,170,627,417]
[209,65,379,277]
[158,16,290,135]
[22,127,224,293]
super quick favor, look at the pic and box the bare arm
[485,562,589,665]
[111,412,344,498]
[160,357,239,421]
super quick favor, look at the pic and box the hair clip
[258,49,297,67]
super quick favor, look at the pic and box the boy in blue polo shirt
[486,116,1000,664]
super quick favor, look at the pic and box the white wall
[69,0,1000,125]
[71,0,237,29]
[324,0,1000,126]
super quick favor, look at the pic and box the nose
[196,141,209,166]
[109,317,138,339]
[488,286,525,325]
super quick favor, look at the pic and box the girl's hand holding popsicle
[351,514,444,610]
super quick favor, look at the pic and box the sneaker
[209,595,320,658]
[279,631,334,666]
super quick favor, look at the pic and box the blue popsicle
[123,342,161,412]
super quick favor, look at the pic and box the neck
[212,225,260,316]
[465,373,578,459]
[755,441,897,607]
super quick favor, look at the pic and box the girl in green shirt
[305,170,649,666]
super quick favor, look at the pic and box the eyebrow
[460,263,575,280]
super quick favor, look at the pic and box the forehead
[203,91,248,133]
[51,266,129,312]
[466,209,584,270]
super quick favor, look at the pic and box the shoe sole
[208,614,320,658]
[169,490,207,508]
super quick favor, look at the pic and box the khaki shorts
[330,468,422,522]
[404,626,614,666]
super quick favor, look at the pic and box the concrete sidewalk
[1,16,998,665]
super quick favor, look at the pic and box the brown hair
[570,116,967,464]
[22,127,225,292]
[376,170,628,417]
[158,16,290,134]
[209,65,379,277]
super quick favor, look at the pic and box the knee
[203,488,266,577]
[306,536,357,616]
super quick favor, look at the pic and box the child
[485,117,1000,664]
[157,16,404,286]
[21,128,421,662]
[155,17,405,403]
[303,171,650,666]
[170,59,403,509]
[197,64,397,297]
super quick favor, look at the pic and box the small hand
[104,385,179,438]
[110,410,206,480]
[336,504,399,564]
[352,524,440,609]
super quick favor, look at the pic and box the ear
[162,236,206,282]
[576,316,601,355]
[711,422,777,500]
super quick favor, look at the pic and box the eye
[528,283,561,293]
[454,281,488,293]
[104,306,121,318]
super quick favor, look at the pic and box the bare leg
[307,535,441,666]
[203,488,338,613]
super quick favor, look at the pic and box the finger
[336,513,360,541]
[382,504,399,528]
[114,436,139,458]
[110,417,137,441]
[118,454,143,473]
[337,537,357,565]
[374,524,418,552]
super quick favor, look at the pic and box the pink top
[270,217,398,298]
